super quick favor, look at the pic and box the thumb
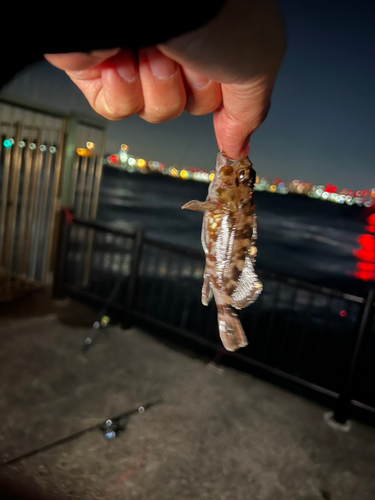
[213,79,272,158]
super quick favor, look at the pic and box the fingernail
[183,68,209,90]
[146,48,176,80]
[190,77,209,90]
[117,64,136,83]
[115,52,137,83]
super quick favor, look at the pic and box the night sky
[4,0,375,190]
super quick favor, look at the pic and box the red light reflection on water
[366,214,375,233]
[353,214,375,281]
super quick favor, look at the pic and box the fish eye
[238,169,246,181]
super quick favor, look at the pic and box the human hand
[45,0,285,159]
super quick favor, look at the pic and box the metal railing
[53,210,375,426]
[0,96,106,301]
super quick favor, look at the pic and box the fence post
[122,227,144,329]
[333,288,375,424]
[52,207,72,299]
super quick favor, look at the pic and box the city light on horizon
[105,144,375,208]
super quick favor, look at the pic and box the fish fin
[231,255,263,310]
[182,200,217,211]
[201,272,213,306]
[217,306,248,352]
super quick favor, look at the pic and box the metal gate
[0,97,106,301]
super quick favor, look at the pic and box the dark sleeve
[2,2,226,88]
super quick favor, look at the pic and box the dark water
[97,166,370,296]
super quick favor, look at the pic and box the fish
[182,151,262,352]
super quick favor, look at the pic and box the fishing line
[0,401,160,467]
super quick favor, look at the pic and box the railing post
[122,228,144,329]
[52,207,72,299]
[333,288,375,424]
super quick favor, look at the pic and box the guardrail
[53,209,375,426]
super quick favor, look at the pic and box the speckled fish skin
[182,151,263,352]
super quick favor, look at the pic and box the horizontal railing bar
[258,270,365,303]
[351,399,375,414]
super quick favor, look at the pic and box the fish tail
[217,306,248,352]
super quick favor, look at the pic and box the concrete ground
[0,290,374,500]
